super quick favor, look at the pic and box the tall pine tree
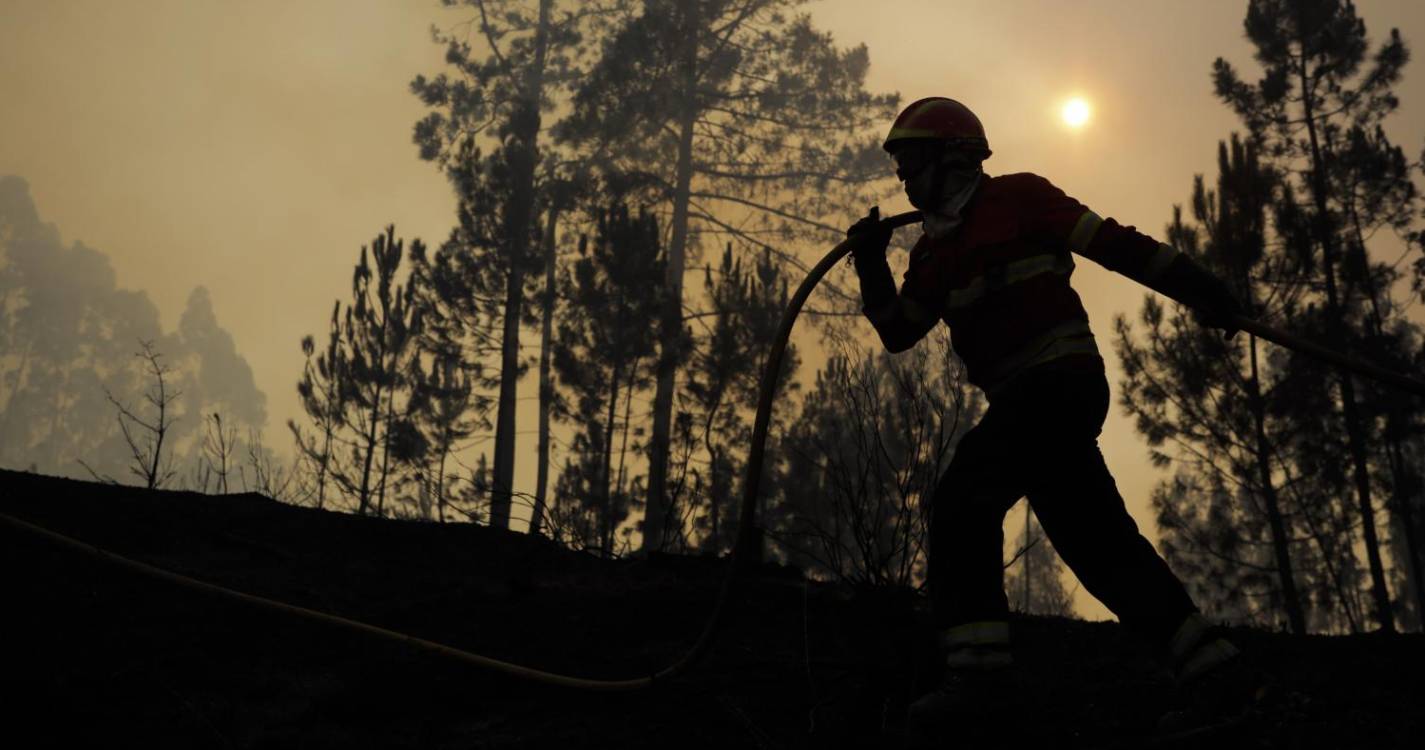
[557,0,898,552]
[1115,136,1313,632]
[549,204,666,556]
[340,226,424,516]
[411,0,610,529]
[289,301,348,509]
[1212,0,1416,632]
[681,243,799,554]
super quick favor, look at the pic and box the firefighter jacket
[855,172,1182,394]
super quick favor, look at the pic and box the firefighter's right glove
[847,206,893,261]
[1163,254,1245,339]
[847,206,898,312]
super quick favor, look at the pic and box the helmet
[883,97,991,159]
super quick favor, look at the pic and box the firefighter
[846,97,1257,731]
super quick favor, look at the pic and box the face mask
[938,165,980,197]
[922,166,983,239]
[897,147,980,210]
[903,166,939,210]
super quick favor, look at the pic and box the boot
[907,665,1020,729]
[1155,614,1272,734]
[906,621,1017,738]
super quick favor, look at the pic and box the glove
[1159,255,1245,339]
[847,206,893,260]
[846,206,897,311]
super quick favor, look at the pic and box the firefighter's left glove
[1167,255,1245,339]
[847,206,893,262]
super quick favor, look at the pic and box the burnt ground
[1,468,1420,749]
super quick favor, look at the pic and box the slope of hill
[2,468,1420,749]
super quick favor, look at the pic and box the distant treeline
[0,175,271,494]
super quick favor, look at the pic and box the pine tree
[556,0,898,552]
[409,351,484,522]
[683,245,748,555]
[1331,118,1425,631]
[1115,136,1313,632]
[411,0,612,530]
[342,225,424,516]
[289,302,348,509]
[1212,0,1416,632]
[682,243,799,555]
[549,204,665,556]
[530,175,586,537]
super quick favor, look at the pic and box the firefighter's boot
[906,621,1016,738]
[1155,614,1272,733]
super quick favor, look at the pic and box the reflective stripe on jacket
[862,172,1180,392]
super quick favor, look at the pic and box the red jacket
[859,172,1181,394]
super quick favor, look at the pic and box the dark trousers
[928,364,1197,648]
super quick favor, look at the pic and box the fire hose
[2,209,1423,693]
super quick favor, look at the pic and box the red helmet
[882,97,991,159]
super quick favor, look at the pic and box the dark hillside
[2,468,1419,749]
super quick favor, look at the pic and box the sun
[1061,98,1091,129]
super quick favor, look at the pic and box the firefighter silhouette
[847,97,1254,731]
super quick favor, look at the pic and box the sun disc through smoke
[1062,98,1091,129]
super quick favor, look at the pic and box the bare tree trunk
[1347,200,1425,633]
[1296,35,1394,632]
[376,379,397,517]
[147,361,171,490]
[490,0,553,530]
[436,431,450,523]
[709,446,722,553]
[492,270,524,527]
[613,357,637,516]
[602,365,621,557]
[531,202,561,536]
[642,0,698,553]
[1385,436,1425,629]
[1242,243,1305,633]
[699,379,726,552]
[356,353,386,516]
[316,422,333,509]
[1246,322,1307,633]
